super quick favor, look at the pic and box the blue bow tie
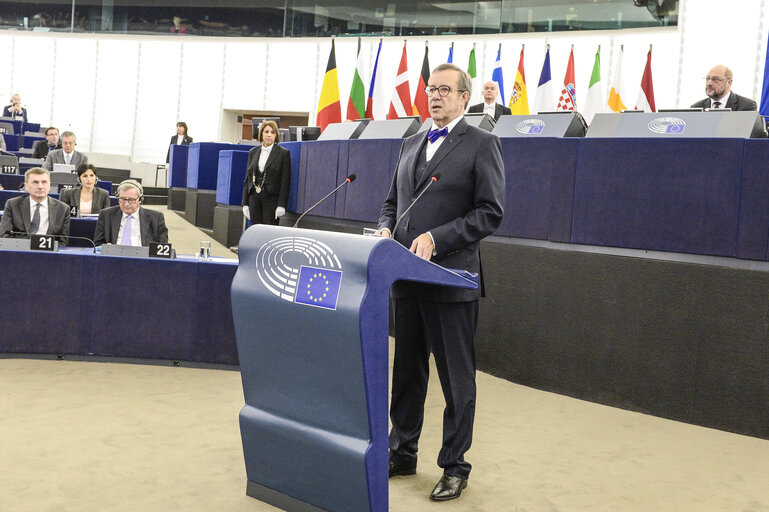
[428,127,449,143]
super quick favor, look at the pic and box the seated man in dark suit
[467,81,511,121]
[0,167,70,244]
[93,179,168,246]
[43,130,88,171]
[691,65,757,111]
[2,93,28,122]
[32,126,62,159]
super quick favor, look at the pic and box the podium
[231,225,478,512]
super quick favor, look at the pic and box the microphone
[293,174,356,228]
[390,172,441,238]
[10,231,97,253]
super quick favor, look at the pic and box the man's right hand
[242,205,250,220]
[379,228,391,238]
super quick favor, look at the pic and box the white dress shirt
[176,134,184,145]
[29,198,49,234]
[258,144,273,172]
[426,115,463,162]
[483,101,496,118]
[116,209,143,246]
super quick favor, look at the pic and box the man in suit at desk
[2,93,28,123]
[691,65,757,111]
[467,81,511,121]
[0,167,70,244]
[43,131,88,171]
[32,127,62,159]
[377,63,505,501]
[93,180,168,246]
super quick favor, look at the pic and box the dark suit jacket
[32,140,62,159]
[0,195,70,245]
[241,143,291,208]
[43,149,88,171]
[93,206,169,246]
[59,186,111,216]
[2,105,28,123]
[378,117,505,301]
[166,134,193,163]
[691,93,757,111]
[467,102,512,121]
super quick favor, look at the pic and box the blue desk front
[0,248,238,364]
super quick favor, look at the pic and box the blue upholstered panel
[736,140,769,260]
[296,140,341,217]
[341,139,401,223]
[0,174,24,190]
[495,138,557,239]
[547,138,580,243]
[216,150,250,205]
[281,141,302,212]
[169,144,189,188]
[571,138,745,257]
[188,142,243,190]
[3,134,19,151]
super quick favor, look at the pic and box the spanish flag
[509,46,529,115]
[317,39,341,132]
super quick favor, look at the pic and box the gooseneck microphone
[10,231,97,253]
[391,172,441,238]
[293,174,356,228]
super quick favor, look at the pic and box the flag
[468,45,479,105]
[534,48,554,113]
[413,45,430,122]
[447,43,454,63]
[508,46,529,115]
[346,38,366,121]
[557,47,576,111]
[608,46,626,112]
[388,42,412,119]
[582,48,603,124]
[294,266,342,310]
[761,31,769,115]
[365,39,384,120]
[316,39,341,132]
[491,47,505,105]
[635,47,656,112]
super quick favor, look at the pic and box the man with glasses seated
[691,65,757,111]
[93,179,168,246]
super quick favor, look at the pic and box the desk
[0,249,238,365]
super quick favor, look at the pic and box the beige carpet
[0,353,767,512]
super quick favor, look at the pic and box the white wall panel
[265,41,318,115]
[222,42,267,110]
[50,38,97,147]
[0,35,14,104]
[92,40,139,155]
[178,42,225,144]
[10,36,56,126]
[133,40,182,164]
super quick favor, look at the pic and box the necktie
[65,153,71,165]
[30,202,41,234]
[121,215,133,245]
[713,101,721,109]
[428,127,449,144]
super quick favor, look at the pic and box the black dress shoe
[429,474,468,501]
[388,459,417,478]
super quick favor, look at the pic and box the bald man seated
[691,65,757,111]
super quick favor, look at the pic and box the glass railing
[0,0,677,37]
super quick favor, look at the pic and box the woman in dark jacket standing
[242,120,290,225]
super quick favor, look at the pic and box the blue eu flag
[294,266,343,310]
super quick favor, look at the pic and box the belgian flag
[317,39,342,132]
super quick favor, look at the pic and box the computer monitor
[251,117,281,139]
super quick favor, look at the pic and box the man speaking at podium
[377,63,505,501]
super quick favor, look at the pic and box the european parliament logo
[648,117,686,135]
[254,236,343,310]
[516,118,546,135]
[294,266,342,310]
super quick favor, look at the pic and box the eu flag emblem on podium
[294,266,343,310]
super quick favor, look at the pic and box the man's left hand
[410,233,434,261]
[275,207,286,218]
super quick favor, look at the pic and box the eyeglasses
[704,76,729,83]
[424,86,466,97]
[118,197,138,204]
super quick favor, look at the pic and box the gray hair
[25,166,49,182]
[60,130,76,140]
[116,179,143,198]
[432,63,473,101]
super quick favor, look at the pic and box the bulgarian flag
[317,39,341,131]
[388,42,412,119]
[635,46,656,112]
[582,47,603,124]
[346,37,366,121]
[413,44,430,122]
[508,45,529,115]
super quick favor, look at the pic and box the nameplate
[100,244,150,258]
[0,238,31,251]
[149,242,173,259]
[1,164,17,174]
[30,234,58,252]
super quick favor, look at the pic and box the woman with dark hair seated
[59,164,111,216]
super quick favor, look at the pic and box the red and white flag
[388,42,412,119]
[556,47,577,111]
[635,47,656,112]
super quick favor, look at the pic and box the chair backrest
[0,122,14,135]
[0,153,20,174]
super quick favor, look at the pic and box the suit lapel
[408,132,430,193]
[20,196,31,232]
[110,208,122,243]
[263,145,279,172]
[139,208,149,245]
[46,197,54,234]
[416,118,467,190]
[726,94,738,110]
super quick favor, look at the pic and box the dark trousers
[389,297,479,479]
[247,191,279,226]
